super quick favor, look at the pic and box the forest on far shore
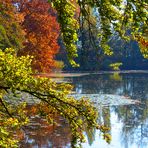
[57,36,148,71]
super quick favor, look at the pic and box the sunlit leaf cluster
[51,0,79,67]
[0,48,109,147]
[109,62,122,70]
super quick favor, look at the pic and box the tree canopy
[51,0,148,65]
[17,0,60,72]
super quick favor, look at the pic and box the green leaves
[0,48,103,147]
[1,0,147,146]
[51,0,148,62]
[0,48,33,91]
[51,0,79,67]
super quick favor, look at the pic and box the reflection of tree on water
[75,84,83,94]
[85,127,96,146]
[84,106,111,146]
[109,72,122,81]
[84,102,148,148]
[102,107,111,129]
[20,73,148,147]
[113,99,148,148]
[20,114,71,148]
[73,73,148,99]
[72,73,148,147]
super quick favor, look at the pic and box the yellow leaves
[99,125,110,132]
[6,118,19,126]
[69,59,80,67]
[97,125,112,143]
[109,62,122,70]
[0,128,9,136]
[104,50,113,56]
[101,44,113,56]
[0,48,33,90]
[5,48,15,54]
[134,35,148,59]
[0,47,110,147]
[103,133,112,144]
[52,0,79,67]
[0,122,19,147]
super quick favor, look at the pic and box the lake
[20,72,148,148]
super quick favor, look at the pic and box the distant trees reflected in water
[20,114,71,148]
[73,73,148,147]
[20,73,148,148]
[73,73,148,99]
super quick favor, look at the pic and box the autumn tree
[0,0,24,51]
[17,0,60,72]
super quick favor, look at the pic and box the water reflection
[72,73,148,99]
[113,103,148,148]
[20,73,148,148]
[73,73,148,148]
[20,115,71,148]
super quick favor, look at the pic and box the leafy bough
[0,48,111,147]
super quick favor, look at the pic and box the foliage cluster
[51,0,79,67]
[16,0,60,72]
[0,48,110,147]
[52,0,148,64]
[109,62,123,71]
[0,0,24,51]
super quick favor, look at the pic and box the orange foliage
[18,0,60,72]
[0,0,25,50]
[135,35,148,47]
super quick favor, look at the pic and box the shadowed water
[20,72,148,148]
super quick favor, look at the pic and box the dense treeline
[0,0,147,72]
[57,38,148,71]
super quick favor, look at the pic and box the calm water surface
[20,72,148,148]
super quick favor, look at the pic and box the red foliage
[138,37,148,48]
[18,0,60,72]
